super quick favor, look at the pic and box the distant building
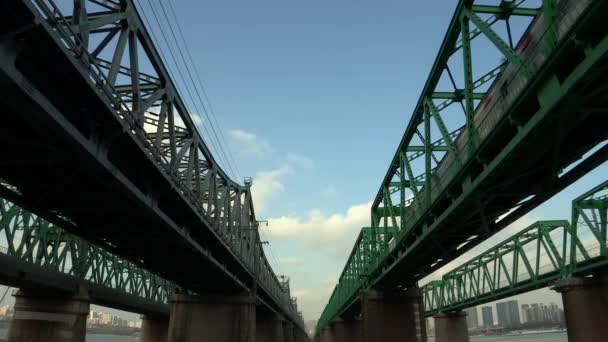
[482,306,494,327]
[530,303,542,323]
[507,300,521,327]
[521,304,530,323]
[496,302,508,327]
[521,302,564,325]
[496,300,520,328]
[464,307,479,329]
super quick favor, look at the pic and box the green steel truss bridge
[423,180,608,316]
[0,194,173,316]
[0,0,305,332]
[317,0,608,331]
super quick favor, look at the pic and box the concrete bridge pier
[361,288,427,342]
[167,292,255,342]
[256,310,284,342]
[330,318,361,342]
[295,330,310,342]
[7,287,90,342]
[554,275,608,342]
[433,311,470,342]
[320,326,333,342]
[140,315,169,342]
[282,321,294,342]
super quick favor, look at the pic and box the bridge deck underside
[0,2,249,295]
[374,3,608,289]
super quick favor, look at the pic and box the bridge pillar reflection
[554,275,608,342]
[7,287,89,342]
[256,310,284,342]
[433,311,470,342]
[360,288,427,342]
[331,318,362,342]
[167,292,255,342]
[140,315,169,342]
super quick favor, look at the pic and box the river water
[0,327,567,341]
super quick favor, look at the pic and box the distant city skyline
[462,296,565,329]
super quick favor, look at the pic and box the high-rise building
[530,303,541,323]
[507,300,521,327]
[464,307,479,329]
[495,300,520,328]
[496,302,509,327]
[521,304,530,323]
[482,306,494,327]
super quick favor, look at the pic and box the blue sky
[1,0,606,326]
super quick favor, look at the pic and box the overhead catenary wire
[134,0,226,169]
[137,0,240,181]
[259,226,284,278]
[163,0,243,182]
[144,0,242,182]
[158,0,241,179]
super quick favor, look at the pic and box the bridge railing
[423,180,608,315]
[22,0,302,326]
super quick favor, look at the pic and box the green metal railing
[423,180,608,315]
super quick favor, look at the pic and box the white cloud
[286,152,315,170]
[266,202,372,258]
[321,184,338,198]
[278,256,306,266]
[251,165,293,214]
[228,129,272,159]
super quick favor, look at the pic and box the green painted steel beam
[432,91,485,100]
[471,5,540,17]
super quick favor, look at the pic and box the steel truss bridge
[423,180,608,315]
[0,195,172,316]
[0,0,304,330]
[318,0,608,331]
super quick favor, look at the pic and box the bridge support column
[140,315,169,342]
[361,288,427,342]
[167,292,255,342]
[282,321,294,342]
[7,287,89,342]
[295,330,310,342]
[331,318,361,342]
[433,311,470,342]
[320,327,333,342]
[554,275,608,342]
[256,310,284,342]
